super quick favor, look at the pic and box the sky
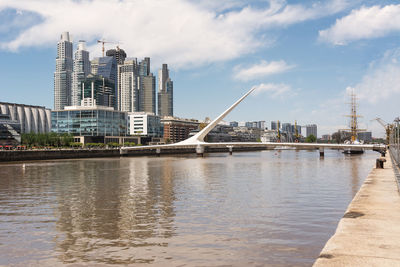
[1,0,400,137]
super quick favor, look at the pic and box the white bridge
[120,87,386,156]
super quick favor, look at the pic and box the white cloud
[252,83,292,98]
[319,4,400,45]
[0,0,349,68]
[234,60,294,81]
[354,49,400,104]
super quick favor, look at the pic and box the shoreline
[0,146,271,162]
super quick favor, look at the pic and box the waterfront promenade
[314,152,400,266]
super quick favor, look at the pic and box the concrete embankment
[0,146,268,162]
[314,153,400,266]
[0,149,120,162]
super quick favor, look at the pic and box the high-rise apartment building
[118,57,155,113]
[54,32,73,110]
[158,64,173,117]
[71,41,90,106]
[118,58,139,112]
[306,124,317,137]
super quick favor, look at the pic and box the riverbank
[0,146,270,162]
[0,149,120,162]
[313,152,400,266]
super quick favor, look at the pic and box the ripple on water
[0,150,376,266]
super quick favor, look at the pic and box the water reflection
[0,151,377,266]
[48,158,176,264]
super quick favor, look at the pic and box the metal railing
[389,118,400,166]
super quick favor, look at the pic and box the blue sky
[1,0,400,137]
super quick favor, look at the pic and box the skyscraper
[81,74,115,108]
[118,58,139,112]
[71,41,90,106]
[117,57,155,113]
[106,48,127,65]
[139,57,150,76]
[54,32,73,110]
[91,56,117,109]
[140,74,156,114]
[158,64,173,117]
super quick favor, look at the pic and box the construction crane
[277,120,281,142]
[372,118,393,144]
[97,40,119,57]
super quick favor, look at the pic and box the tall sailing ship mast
[341,89,366,153]
[345,90,365,142]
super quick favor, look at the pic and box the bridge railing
[390,120,400,166]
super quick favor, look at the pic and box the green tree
[305,134,317,143]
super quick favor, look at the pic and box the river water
[0,150,376,266]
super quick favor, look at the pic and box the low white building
[128,112,163,137]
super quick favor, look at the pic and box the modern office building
[51,104,127,137]
[0,102,51,134]
[139,74,156,114]
[358,131,372,142]
[128,112,162,137]
[91,56,118,84]
[54,32,73,110]
[271,121,277,130]
[0,113,21,145]
[138,57,150,76]
[161,116,199,143]
[91,56,118,109]
[71,41,91,106]
[158,64,173,117]
[306,124,318,137]
[82,74,115,108]
[106,48,127,65]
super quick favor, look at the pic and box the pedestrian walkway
[314,153,400,266]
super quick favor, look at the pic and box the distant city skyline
[2,0,400,137]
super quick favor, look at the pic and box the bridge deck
[120,142,385,154]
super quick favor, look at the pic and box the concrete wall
[0,149,120,162]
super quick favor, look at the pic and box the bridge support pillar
[227,146,233,155]
[156,148,161,157]
[319,148,324,157]
[196,145,204,157]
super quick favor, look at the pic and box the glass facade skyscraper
[81,74,115,108]
[91,56,118,109]
[54,32,73,110]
